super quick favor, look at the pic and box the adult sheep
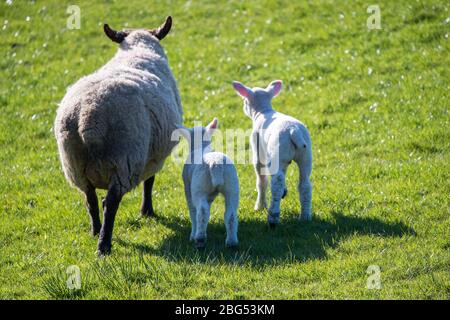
[54,16,182,255]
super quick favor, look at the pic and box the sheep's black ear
[104,24,129,43]
[153,16,172,40]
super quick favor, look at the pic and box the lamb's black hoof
[195,238,206,250]
[226,241,239,249]
[268,212,280,228]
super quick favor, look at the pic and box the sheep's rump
[55,65,182,192]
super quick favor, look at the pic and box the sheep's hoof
[299,213,312,221]
[226,241,238,249]
[141,210,156,218]
[268,212,280,228]
[97,249,111,256]
[97,242,112,256]
[195,238,206,250]
[282,188,288,199]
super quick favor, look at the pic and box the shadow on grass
[117,212,415,266]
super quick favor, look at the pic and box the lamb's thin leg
[183,182,197,241]
[194,199,210,249]
[84,184,101,236]
[224,194,239,247]
[141,176,156,217]
[268,168,287,227]
[98,183,124,255]
[299,178,312,221]
[189,207,197,242]
[296,153,313,221]
[252,132,268,210]
[254,165,268,210]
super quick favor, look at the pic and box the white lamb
[232,80,313,226]
[179,118,239,249]
[54,17,183,255]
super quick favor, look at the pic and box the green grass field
[0,0,449,299]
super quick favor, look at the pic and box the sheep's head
[232,80,282,118]
[103,16,172,43]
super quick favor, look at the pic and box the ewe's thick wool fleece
[54,30,183,193]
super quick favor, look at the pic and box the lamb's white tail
[289,128,307,150]
[209,164,224,188]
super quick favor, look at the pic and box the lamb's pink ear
[206,118,218,131]
[266,80,282,97]
[205,118,218,139]
[232,81,252,99]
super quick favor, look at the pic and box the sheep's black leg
[98,184,123,255]
[84,185,101,236]
[141,176,156,217]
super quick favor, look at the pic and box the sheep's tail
[209,164,224,188]
[78,109,107,153]
[77,110,110,184]
[289,127,307,150]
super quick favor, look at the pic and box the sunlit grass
[0,0,448,299]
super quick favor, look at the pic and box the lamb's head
[181,118,219,155]
[232,80,282,118]
[103,16,172,47]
